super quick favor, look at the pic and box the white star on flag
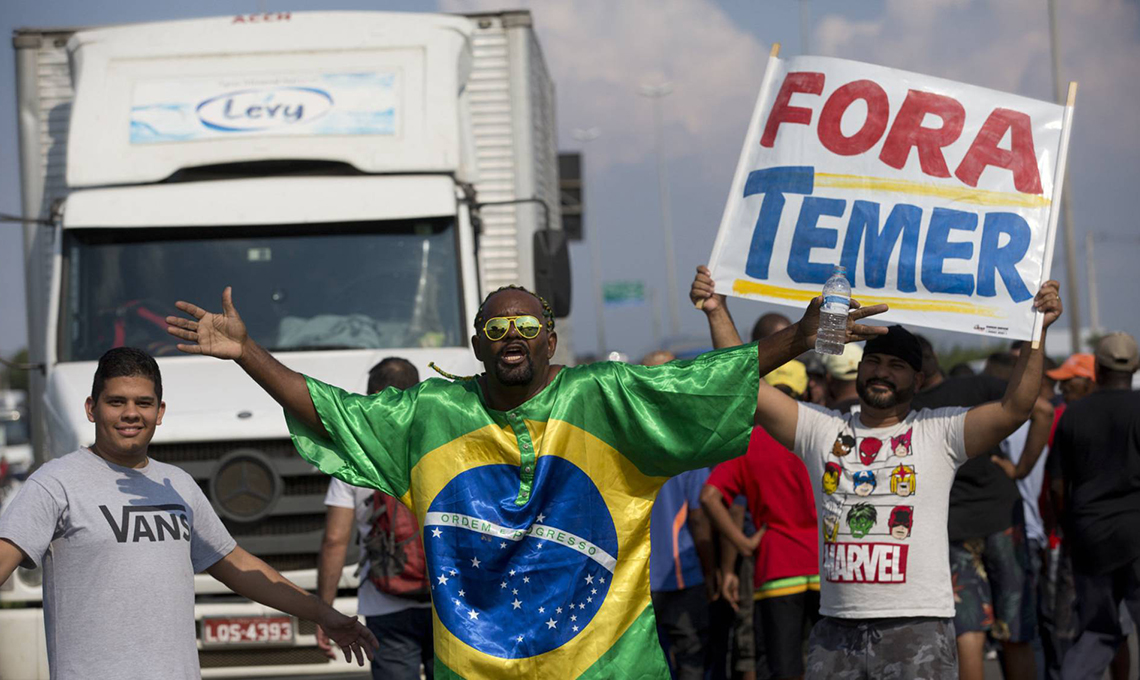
[537,513,546,522]
[591,588,597,595]
[510,569,516,576]
[523,576,530,583]
[501,582,508,589]
[571,615,577,622]
[556,607,563,614]
[587,597,593,603]
[450,569,457,576]
[585,574,594,585]
[438,574,449,585]
[538,606,545,613]
[517,635,524,642]
[546,618,558,629]
[512,599,522,610]
[573,625,579,632]
[500,542,507,549]
[471,557,481,568]
[459,590,466,597]
[468,610,479,620]
[512,589,518,595]
[599,576,605,584]
[431,528,442,538]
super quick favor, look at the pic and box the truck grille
[150,439,358,573]
[199,647,333,668]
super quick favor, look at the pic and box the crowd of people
[0,268,1136,680]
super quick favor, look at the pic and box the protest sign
[708,50,1076,340]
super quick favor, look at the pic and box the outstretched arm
[690,266,744,350]
[208,547,378,665]
[964,281,1062,458]
[166,287,325,435]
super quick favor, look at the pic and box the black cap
[863,325,922,373]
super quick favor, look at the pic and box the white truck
[5,10,570,678]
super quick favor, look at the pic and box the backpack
[359,492,430,601]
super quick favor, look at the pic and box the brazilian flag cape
[287,343,759,679]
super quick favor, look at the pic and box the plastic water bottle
[815,265,850,355]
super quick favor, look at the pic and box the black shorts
[754,587,821,679]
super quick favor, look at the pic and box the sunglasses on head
[483,315,544,341]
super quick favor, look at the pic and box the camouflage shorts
[949,523,1035,641]
[804,616,958,680]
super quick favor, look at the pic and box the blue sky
[2,0,1138,363]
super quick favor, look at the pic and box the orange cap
[1046,353,1095,381]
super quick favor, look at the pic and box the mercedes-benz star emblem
[210,449,282,522]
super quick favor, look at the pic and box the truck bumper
[0,597,374,679]
[197,596,371,678]
[0,608,49,680]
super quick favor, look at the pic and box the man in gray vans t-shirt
[1,447,233,679]
[0,348,377,680]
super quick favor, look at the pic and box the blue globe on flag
[424,456,618,658]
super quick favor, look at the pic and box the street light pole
[1085,231,1099,332]
[571,127,607,357]
[1048,0,1083,351]
[639,82,681,338]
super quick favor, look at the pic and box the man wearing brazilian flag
[166,285,885,679]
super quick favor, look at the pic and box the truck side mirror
[533,230,571,318]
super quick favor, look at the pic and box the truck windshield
[0,417,29,447]
[59,218,465,362]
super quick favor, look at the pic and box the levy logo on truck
[130,71,399,143]
[196,86,333,132]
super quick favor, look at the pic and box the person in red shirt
[701,360,820,680]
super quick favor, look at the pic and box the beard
[493,352,535,386]
[857,376,915,409]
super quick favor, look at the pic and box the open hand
[690,266,726,313]
[1034,280,1062,330]
[166,287,249,360]
[317,609,378,666]
[797,296,889,348]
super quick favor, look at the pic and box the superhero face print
[890,429,913,458]
[822,462,842,495]
[890,464,916,497]
[858,437,883,466]
[846,503,877,539]
[823,514,840,541]
[852,470,876,497]
[888,505,913,540]
[831,433,856,457]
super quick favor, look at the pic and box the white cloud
[440,0,770,170]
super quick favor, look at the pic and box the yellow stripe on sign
[732,279,1002,317]
[814,172,1051,209]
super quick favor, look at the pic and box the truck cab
[7,10,569,678]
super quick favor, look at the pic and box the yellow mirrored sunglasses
[483,315,543,341]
